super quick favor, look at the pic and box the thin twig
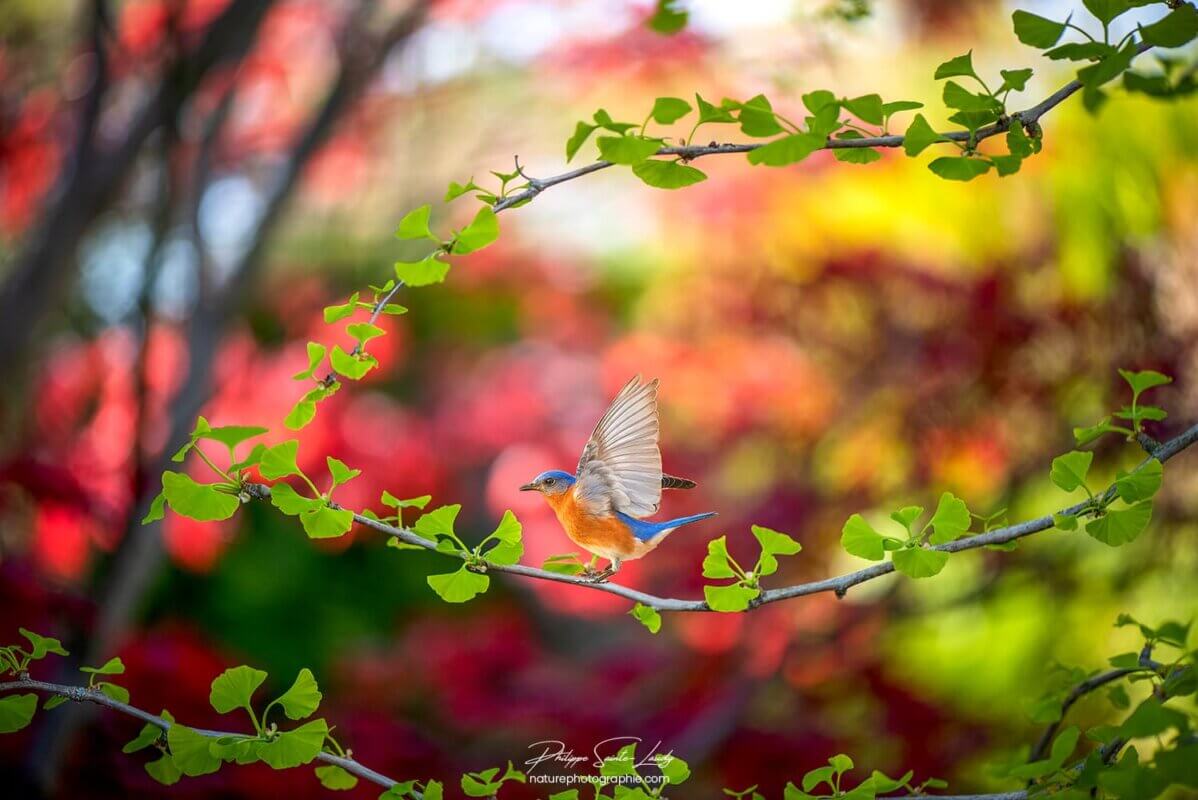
[246,422,1198,613]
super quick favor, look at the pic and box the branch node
[1138,642,1156,669]
[513,155,544,191]
[1135,431,1161,456]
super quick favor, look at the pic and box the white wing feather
[574,376,663,518]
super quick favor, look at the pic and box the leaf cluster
[840,491,973,578]
[390,505,524,603]
[701,525,802,612]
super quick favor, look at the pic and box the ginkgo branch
[492,44,1152,213]
[0,677,402,792]
[0,676,1073,800]
[1025,643,1157,763]
[247,421,1198,614]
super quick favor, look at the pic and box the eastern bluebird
[520,376,716,580]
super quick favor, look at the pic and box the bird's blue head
[519,469,576,497]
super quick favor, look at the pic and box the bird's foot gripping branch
[3,618,1194,798]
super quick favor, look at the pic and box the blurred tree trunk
[0,0,273,368]
[21,1,430,793]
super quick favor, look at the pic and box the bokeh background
[1,0,1196,797]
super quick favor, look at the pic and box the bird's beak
[519,482,538,492]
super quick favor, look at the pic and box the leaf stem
[638,111,652,137]
[193,445,234,483]
[0,648,21,675]
[972,72,995,98]
[1065,22,1097,43]
[773,111,804,134]
[297,471,322,498]
[324,732,347,758]
[245,703,264,736]
[841,121,878,137]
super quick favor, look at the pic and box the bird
[520,376,716,581]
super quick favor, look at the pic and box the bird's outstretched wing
[574,376,663,519]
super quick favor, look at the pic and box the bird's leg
[581,555,606,582]
[582,556,621,583]
[592,558,621,583]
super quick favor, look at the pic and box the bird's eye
[544,478,555,486]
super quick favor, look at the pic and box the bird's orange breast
[544,487,636,559]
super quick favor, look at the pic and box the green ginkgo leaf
[841,514,885,560]
[316,764,359,790]
[256,718,329,769]
[415,505,461,540]
[1114,459,1163,503]
[122,721,162,753]
[597,135,663,165]
[427,566,490,603]
[80,657,125,676]
[746,133,823,167]
[161,472,239,521]
[632,160,707,189]
[274,668,321,720]
[293,342,327,381]
[0,694,37,733]
[928,156,991,181]
[630,603,662,633]
[209,665,267,714]
[451,207,500,255]
[702,536,737,578]
[145,752,183,785]
[928,492,971,544]
[892,546,949,578]
[1050,451,1093,493]
[167,724,222,776]
[658,753,691,785]
[394,254,450,287]
[1012,10,1066,48]
[300,506,354,539]
[704,582,759,612]
[260,441,301,480]
[903,114,943,156]
[934,51,976,80]
[1086,501,1152,546]
[326,456,361,488]
[751,525,801,576]
[19,628,68,660]
[395,204,437,241]
[650,96,692,125]
[481,510,523,566]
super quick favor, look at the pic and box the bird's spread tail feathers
[620,510,717,542]
[661,474,697,490]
